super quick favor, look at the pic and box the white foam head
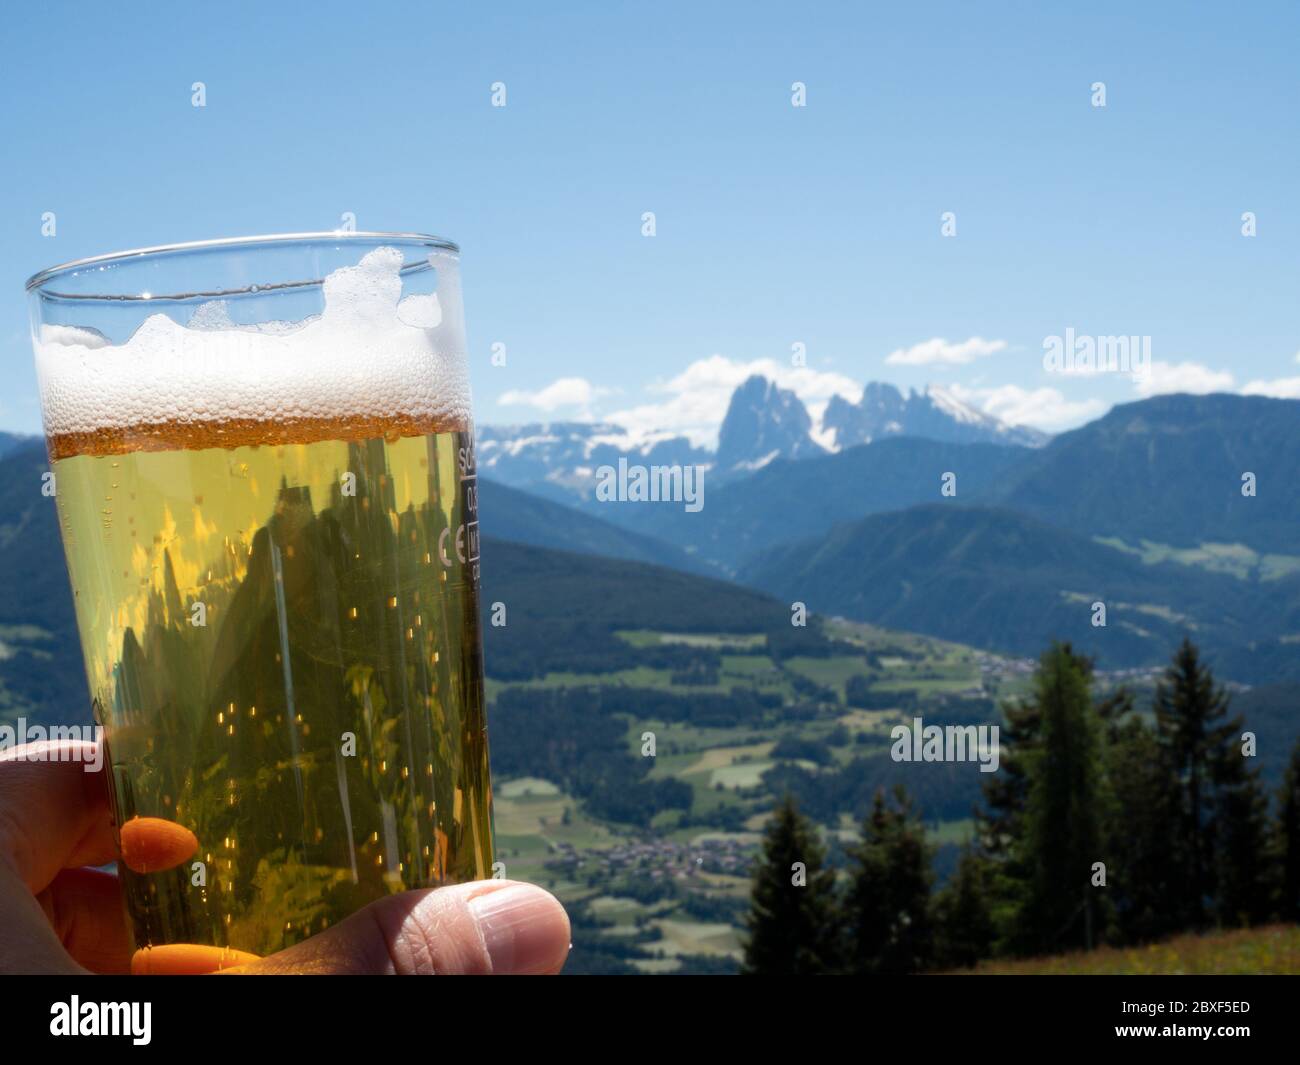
[36,246,470,438]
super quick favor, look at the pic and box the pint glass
[26,233,493,970]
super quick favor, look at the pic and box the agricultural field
[1094,536,1300,584]
[486,622,1031,973]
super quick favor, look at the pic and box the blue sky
[2,0,1298,442]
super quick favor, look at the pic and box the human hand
[0,740,570,975]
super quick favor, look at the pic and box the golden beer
[30,236,493,966]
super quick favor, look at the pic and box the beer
[30,238,493,964]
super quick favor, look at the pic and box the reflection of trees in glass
[107,434,490,956]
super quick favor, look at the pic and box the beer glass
[26,233,493,971]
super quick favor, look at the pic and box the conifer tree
[1104,716,1186,943]
[1277,740,1300,923]
[741,794,838,974]
[976,695,1041,919]
[1153,638,1242,929]
[843,785,934,974]
[1012,643,1109,955]
[979,644,1105,862]
[1213,736,1272,926]
[977,698,1040,861]
[932,843,996,968]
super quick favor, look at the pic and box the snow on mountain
[714,375,827,477]
[821,382,1048,449]
[476,421,712,502]
[476,377,1047,502]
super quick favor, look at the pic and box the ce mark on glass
[439,473,480,576]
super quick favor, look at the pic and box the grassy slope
[963,925,1300,975]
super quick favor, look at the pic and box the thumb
[228,880,570,975]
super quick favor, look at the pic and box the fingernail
[467,883,570,975]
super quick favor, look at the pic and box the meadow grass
[962,925,1300,975]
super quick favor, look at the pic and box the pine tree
[1277,740,1300,923]
[1095,684,1137,745]
[975,675,1042,947]
[977,698,1041,863]
[932,844,996,968]
[1213,736,1272,926]
[1012,643,1109,955]
[843,785,934,974]
[741,794,838,975]
[1104,716,1186,943]
[978,644,1106,865]
[1153,638,1242,929]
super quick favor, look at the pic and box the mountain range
[739,502,1300,678]
[598,436,1031,568]
[475,421,709,506]
[0,438,89,720]
[476,478,709,574]
[2,388,1297,713]
[477,376,1046,501]
[822,381,1048,450]
[476,388,1300,682]
[588,392,1300,571]
[0,431,34,459]
[996,393,1300,554]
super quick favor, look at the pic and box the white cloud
[605,354,860,448]
[1222,349,1300,398]
[491,349,1294,449]
[1242,375,1300,399]
[1134,361,1235,398]
[884,336,1007,366]
[945,383,1107,433]
[497,376,611,416]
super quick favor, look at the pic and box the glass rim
[25,230,460,297]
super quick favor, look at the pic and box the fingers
[0,744,121,975]
[0,859,83,974]
[119,817,198,874]
[0,741,117,894]
[229,880,571,975]
[37,866,132,974]
[0,747,570,978]
[131,944,262,975]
